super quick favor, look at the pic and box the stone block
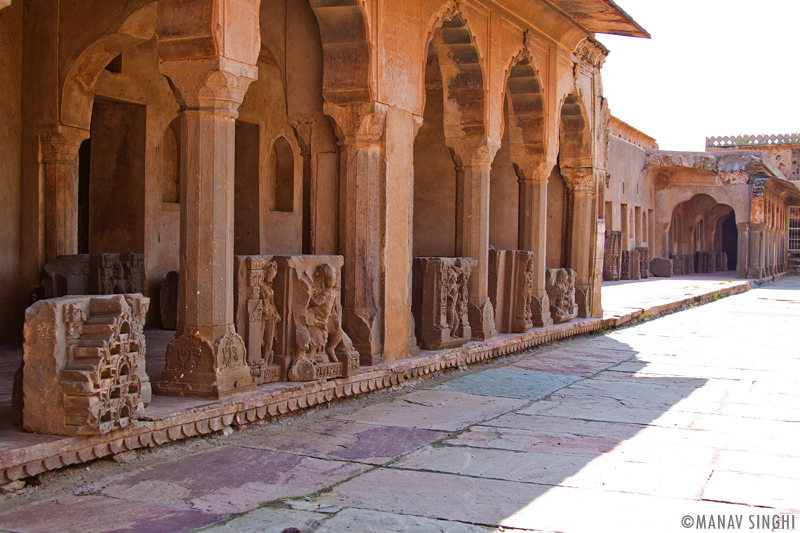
[603,231,621,281]
[21,294,151,436]
[488,249,535,334]
[650,258,674,277]
[682,254,695,275]
[621,250,641,280]
[42,254,145,299]
[235,255,359,383]
[636,247,650,278]
[545,268,578,324]
[718,252,729,271]
[159,271,178,330]
[412,257,476,350]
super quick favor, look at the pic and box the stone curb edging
[0,273,786,485]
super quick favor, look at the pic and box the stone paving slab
[506,355,618,377]
[336,390,527,431]
[101,446,368,514]
[0,495,222,533]
[482,413,646,439]
[435,369,581,401]
[201,507,327,533]
[446,425,619,456]
[518,399,701,428]
[314,507,496,533]
[702,471,800,510]
[233,421,445,465]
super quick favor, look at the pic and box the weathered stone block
[412,257,476,350]
[603,231,621,281]
[42,254,145,299]
[22,294,150,436]
[545,268,578,324]
[682,254,695,275]
[488,250,535,334]
[159,271,179,330]
[718,252,729,271]
[650,258,674,277]
[636,247,650,278]
[235,255,359,383]
[621,250,641,280]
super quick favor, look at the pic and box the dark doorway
[78,139,91,254]
[721,213,737,271]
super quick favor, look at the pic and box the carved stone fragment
[694,251,715,274]
[545,268,578,324]
[682,255,695,275]
[159,271,179,330]
[621,250,641,280]
[650,258,674,277]
[21,294,150,436]
[603,231,622,281]
[235,255,359,383]
[636,247,650,278]
[718,252,729,271]
[412,257,476,350]
[42,254,145,299]
[488,249,535,334]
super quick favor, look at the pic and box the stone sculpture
[603,231,622,281]
[235,255,359,383]
[545,268,578,324]
[412,257,476,350]
[488,249,535,334]
[21,294,150,436]
[621,250,641,280]
[159,271,179,330]
[636,247,650,278]
[42,254,145,299]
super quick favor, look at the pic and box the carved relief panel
[545,268,579,324]
[235,255,360,382]
[42,254,145,299]
[621,250,641,280]
[603,231,622,281]
[22,294,151,436]
[489,249,535,334]
[412,257,477,350]
[636,247,650,278]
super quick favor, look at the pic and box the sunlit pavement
[0,276,798,533]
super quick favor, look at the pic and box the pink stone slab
[235,421,445,464]
[102,446,367,514]
[0,495,222,533]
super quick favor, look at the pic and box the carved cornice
[575,36,609,69]
[38,126,90,164]
[325,102,388,144]
[160,59,257,116]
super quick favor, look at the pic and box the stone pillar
[561,168,597,318]
[736,222,749,278]
[326,102,386,364]
[40,127,89,263]
[156,0,260,398]
[515,160,552,327]
[747,224,764,279]
[658,223,670,259]
[449,138,500,341]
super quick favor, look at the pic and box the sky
[599,0,800,152]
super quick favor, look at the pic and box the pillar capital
[513,157,556,184]
[325,102,388,144]
[560,167,598,192]
[38,126,89,164]
[448,137,501,168]
[159,60,257,116]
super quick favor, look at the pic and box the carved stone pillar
[515,160,553,327]
[561,168,597,318]
[747,224,765,279]
[156,0,259,398]
[40,127,89,263]
[449,138,500,340]
[326,102,386,364]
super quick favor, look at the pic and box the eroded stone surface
[436,369,581,401]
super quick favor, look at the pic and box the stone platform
[0,272,785,486]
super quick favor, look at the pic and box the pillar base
[468,298,497,341]
[344,307,382,356]
[530,292,553,328]
[158,328,256,399]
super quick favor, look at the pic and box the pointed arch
[505,53,545,159]
[558,90,593,171]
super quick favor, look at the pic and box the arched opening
[669,194,737,273]
[546,166,568,268]
[721,213,738,271]
[272,137,294,213]
[160,119,180,204]
[489,99,519,250]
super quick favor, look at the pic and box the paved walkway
[0,275,798,532]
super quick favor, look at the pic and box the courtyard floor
[0,273,798,532]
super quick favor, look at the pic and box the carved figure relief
[42,254,146,299]
[603,231,622,281]
[412,257,476,350]
[21,294,151,436]
[621,250,641,280]
[545,268,579,324]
